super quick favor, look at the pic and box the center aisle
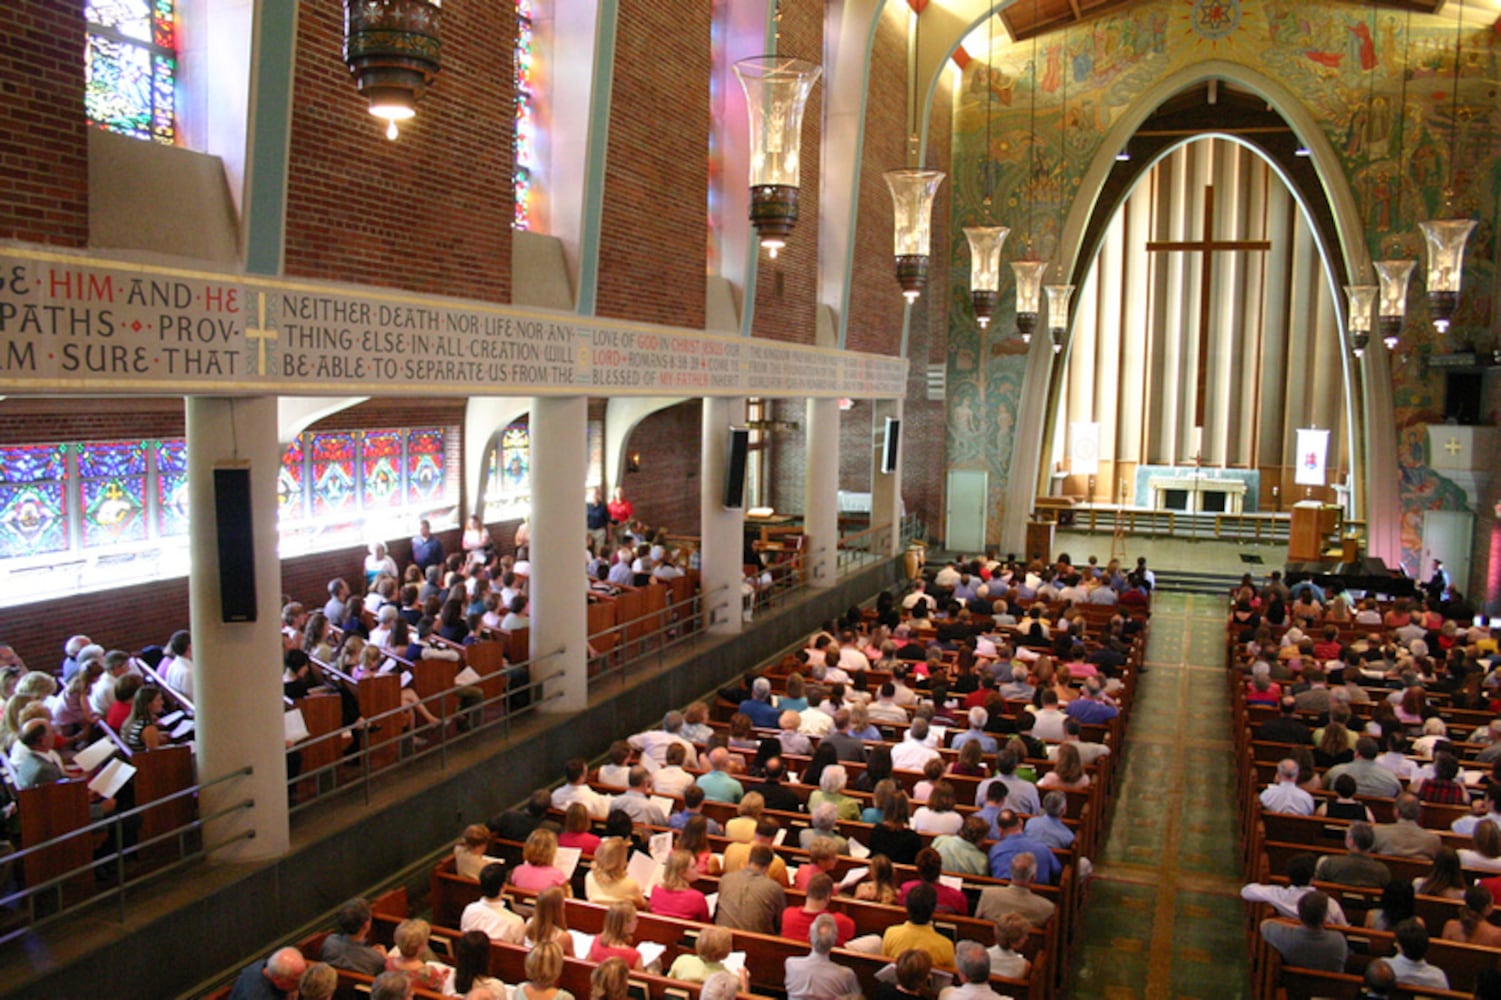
[1066,592,1249,998]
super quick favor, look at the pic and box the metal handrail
[0,765,256,943]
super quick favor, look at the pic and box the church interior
[0,0,1499,996]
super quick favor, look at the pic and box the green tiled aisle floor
[1065,593,1249,998]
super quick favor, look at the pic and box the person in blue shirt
[988,809,1061,885]
[1063,679,1120,726]
[951,707,999,755]
[696,746,745,803]
[1023,790,1076,851]
[738,677,782,729]
[410,519,444,572]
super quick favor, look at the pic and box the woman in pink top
[648,850,711,922]
[558,802,602,854]
[510,828,571,895]
[587,902,643,969]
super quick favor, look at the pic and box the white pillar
[186,396,288,862]
[804,398,839,588]
[529,396,588,712]
[701,397,745,634]
[871,399,904,557]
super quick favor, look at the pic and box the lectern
[1289,501,1340,562]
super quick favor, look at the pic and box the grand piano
[1284,557,1416,599]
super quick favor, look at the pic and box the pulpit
[1289,501,1341,562]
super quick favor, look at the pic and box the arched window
[514,0,537,229]
[484,420,531,521]
[85,0,177,144]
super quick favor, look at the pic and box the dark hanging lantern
[344,0,443,140]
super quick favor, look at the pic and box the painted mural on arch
[945,0,1499,573]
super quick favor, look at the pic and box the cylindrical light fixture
[344,0,443,141]
[964,226,1009,328]
[1011,261,1048,344]
[1044,283,1074,354]
[1373,259,1415,350]
[884,168,946,302]
[1417,218,1476,332]
[1344,284,1376,359]
[733,56,823,258]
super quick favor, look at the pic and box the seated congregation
[1237,572,1501,998]
[220,550,1147,999]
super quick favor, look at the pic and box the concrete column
[871,399,904,557]
[804,398,839,588]
[186,396,288,862]
[700,397,745,634]
[529,396,589,712]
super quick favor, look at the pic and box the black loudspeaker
[724,427,750,509]
[880,417,901,473]
[214,468,258,622]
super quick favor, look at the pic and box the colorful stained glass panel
[82,475,146,548]
[278,437,305,522]
[78,440,148,478]
[0,481,68,558]
[499,423,529,493]
[361,430,403,509]
[310,433,357,516]
[407,429,445,503]
[156,438,188,536]
[0,445,66,484]
[86,0,176,144]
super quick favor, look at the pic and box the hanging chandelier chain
[982,7,994,213]
[1444,0,1464,202]
[1026,34,1038,253]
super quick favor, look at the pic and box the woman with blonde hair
[725,792,764,842]
[512,827,572,893]
[298,963,338,1000]
[590,957,631,1000]
[649,849,710,921]
[987,912,1032,979]
[584,837,648,908]
[525,886,572,948]
[454,823,491,880]
[384,917,451,993]
[516,940,574,1000]
[667,925,747,988]
[780,672,809,713]
[587,901,643,969]
[1459,820,1501,873]
[1038,743,1090,790]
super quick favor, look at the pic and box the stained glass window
[310,433,358,517]
[154,439,189,537]
[514,0,536,229]
[78,441,148,549]
[407,429,445,504]
[484,420,531,520]
[361,430,404,510]
[0,446,69,559]
[278,437,305,522]
[86,0,177,144]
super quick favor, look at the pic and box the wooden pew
[132,743,195,866]
[17,779,94,906]
[291,691,344,800]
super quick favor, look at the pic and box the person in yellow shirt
[881,883,956,968]
[722,818,791,886]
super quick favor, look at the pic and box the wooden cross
[1145,185,1271,427]
[245,292,278,376]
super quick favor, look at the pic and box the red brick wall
[620,400,702,534]
[749,0,822,345]
[0,0,88,247]
[845,6,909,356]
[283,0,514,302]
[594,0,710,328]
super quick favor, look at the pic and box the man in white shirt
[1240,852,1348,924]
[891,718,942,772]
[1451,784,1501,836]
[628,711,700,771]
[867,685,910,725]
[89,650,137,717]
[890,665,920,707]
[163,630,194,702]
[460,863,525,943]
[652,743,696,798]
[1030,689,1068,742]
[551,758,609,818]
[1259,759,1315,815]
[933,563,962,590]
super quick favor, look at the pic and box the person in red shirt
[780,873,855,946]
[105,673,142,732]
[607,488,634,541]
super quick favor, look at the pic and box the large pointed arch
[999,59,1400,565]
